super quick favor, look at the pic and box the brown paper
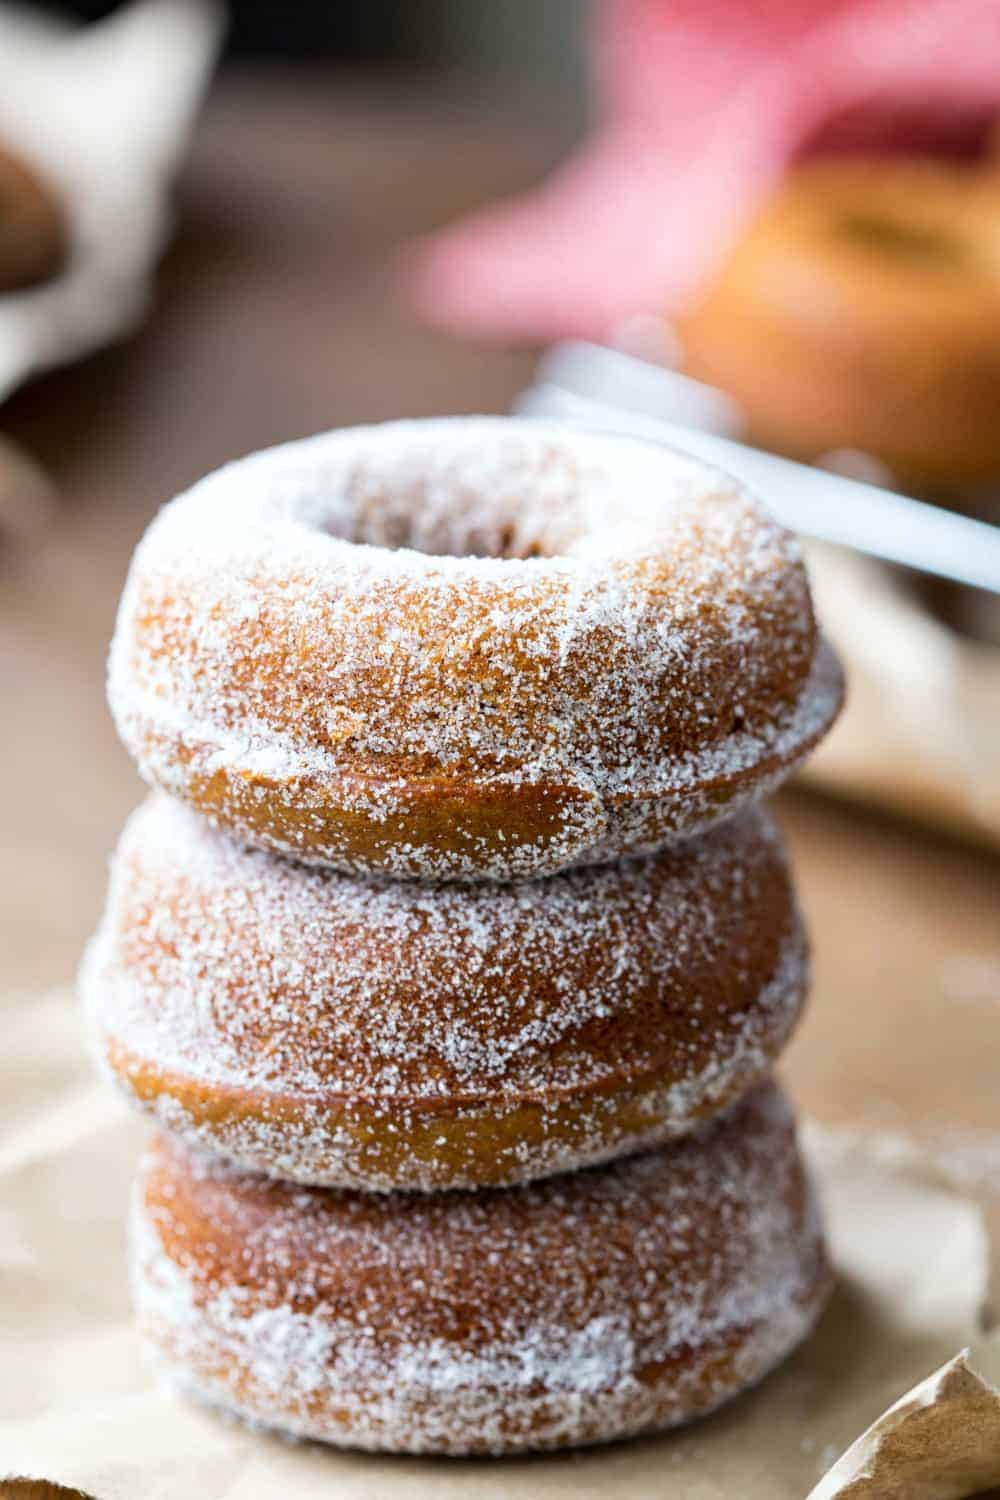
[0,0,221,404]
[808,1351,1000,1499]
[0,988,997,1499]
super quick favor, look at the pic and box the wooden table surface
[1,71,997,1171]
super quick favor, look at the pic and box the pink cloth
[403,0,1000,342]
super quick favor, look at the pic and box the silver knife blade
[516,345,1000,596]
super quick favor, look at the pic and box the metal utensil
[516,342,1000,595]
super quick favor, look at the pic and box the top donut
[109,417,842,880]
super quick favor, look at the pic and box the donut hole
[317,430,630,561]
[287,420,721,567]
[835,211,969,268]
[493,521,546,560]
[339,501,556,560]
[335,477,570,560]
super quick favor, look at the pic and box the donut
[131,1084,832,1455]
[0,143,67,293]
[81,793,808,1191]
[679,157,1000,489]
[107,417,843,881]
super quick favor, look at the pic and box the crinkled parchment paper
[1,989,999,1498]
[0,0,222,403]
[809,1351,1000,1499]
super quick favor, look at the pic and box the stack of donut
[83,417,843,1455]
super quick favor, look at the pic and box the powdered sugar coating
[82,794,808,1189]
[107,417,842,880]
[132,1085,832,1455]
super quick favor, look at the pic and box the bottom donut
[131,1084,832,1456]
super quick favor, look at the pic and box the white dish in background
[0,0,222,403]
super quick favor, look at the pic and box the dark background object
[55,0,589,96]
[53,0,419,60]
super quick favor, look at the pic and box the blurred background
[64,0,589,84]
[0,0,997,1186]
